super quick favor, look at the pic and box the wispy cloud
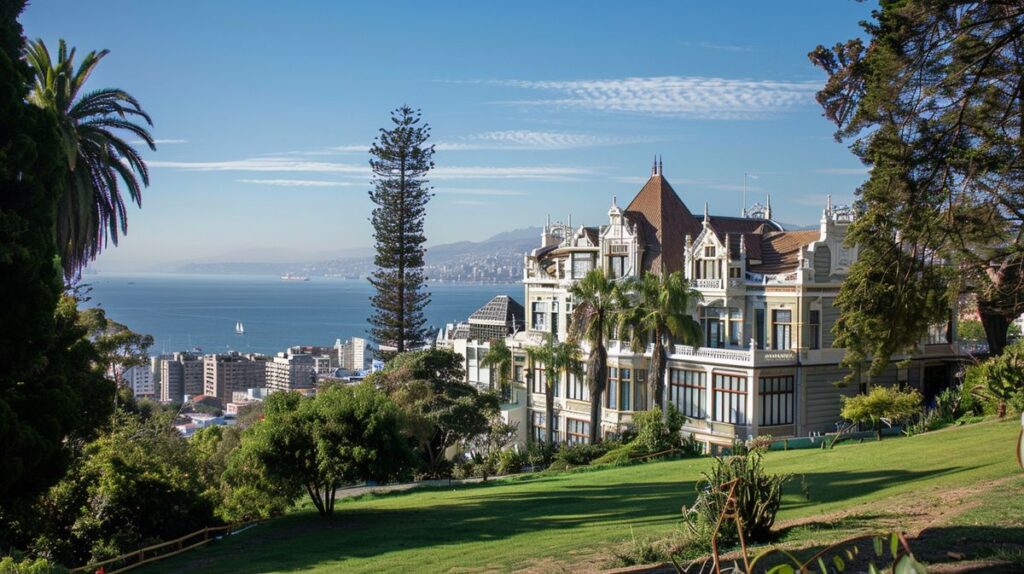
[236,179,357,187]
[485,76,819,119]
[681,41,756,53]
[149,158,369,174]
[134,138,189,145]
[449,199,490,206]
[793,193,855,207]
[816,167,869,175]
[434,187,529,196]
[150,157,592,181]
[322,130,651,154]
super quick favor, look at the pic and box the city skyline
[22,1,875,271]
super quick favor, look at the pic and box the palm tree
[480,338,513,400]
[568,268,619,443]
[24,39,155,277]
[617,270,702,411]
[526,334,581,445]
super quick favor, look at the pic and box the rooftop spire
[658,155,663,176]
[765,192,772,220]
[651,156,658,176]
[703,201,709,224]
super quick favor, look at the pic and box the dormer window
[704,246,716,258]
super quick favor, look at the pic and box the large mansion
[442,162,964,450]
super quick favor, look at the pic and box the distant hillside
[175,227,543,280]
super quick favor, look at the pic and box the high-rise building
[265,351,316,392]
[335,337,371,371]
[203,352,267,403]
[123,364,156,398]
[158,352,203,403]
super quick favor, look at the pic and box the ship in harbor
[280,273,310,282]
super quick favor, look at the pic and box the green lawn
[142,419,1022,573]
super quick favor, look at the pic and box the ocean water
[83,273,519,356]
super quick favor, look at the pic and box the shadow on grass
[142,479,698,574]
[780,466,971,512]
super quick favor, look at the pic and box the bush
[840,385,922,440]
[590,443,639,466]
[632,404,686,454]
[525,440,556,469]
[496,449,527,475]
[554,442,613,466]
[683,453,790,547]
[0,556,67,574]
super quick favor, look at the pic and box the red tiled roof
[624,175,702,274]
[748,230,820,273]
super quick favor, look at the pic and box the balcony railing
[693,278,723,290]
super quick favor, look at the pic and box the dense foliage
[226,383,412,517]
[616,271,702,410]
[810,1,1024,368]
[33,410,214,566]
[367,105,434,357]
[369,349,499,477]
[0,2,117,548]
[967,340,1024,418]
[841,385,922,440]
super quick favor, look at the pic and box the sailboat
[235,321,245,335]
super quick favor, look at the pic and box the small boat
[235,321,245,335]
[281,273,310,282]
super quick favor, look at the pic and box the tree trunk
[979,309,1011,357]
[875,421,883,442]
[545,378,555,445]
[997,399,1007,419]
[647,336,667,411]
[587,345,608,443]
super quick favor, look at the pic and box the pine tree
[368,106,434,358]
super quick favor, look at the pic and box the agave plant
[25,38,154,277]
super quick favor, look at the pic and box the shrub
[0,556,67,574]
[554,442,613,466]
[745,435,774,454]
[840,385,922,440]
[496,449,526,475]
[683,453,789,547]
[590,443,639,466]
[525,440,556,469]
[632,404,686,454]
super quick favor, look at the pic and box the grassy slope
[143,419,1021,574]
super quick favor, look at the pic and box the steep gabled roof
[624,175,702,274]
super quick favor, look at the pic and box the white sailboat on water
[235,321,245,335]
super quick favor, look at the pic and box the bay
[83,273,519,356]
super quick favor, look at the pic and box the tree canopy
[840,385,922,441]
[810,1,1024,368]
[370,348,499,477]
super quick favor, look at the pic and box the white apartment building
[123,364,155,398]
[265,351,317,392]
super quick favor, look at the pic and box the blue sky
[21,1,874,270]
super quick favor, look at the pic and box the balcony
[693,278,723,290]
[601,340,797,367]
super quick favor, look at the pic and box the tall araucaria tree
[617,270,702,411]
[24,38,155,278]
[368,105,434,359]
[568,269,619,443]
[809,1,1024,367]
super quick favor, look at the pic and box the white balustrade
[694,278,723,290]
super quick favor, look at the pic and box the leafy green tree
[367,105,434,358]
[982,341,1024,418]
[632,404,686,455]
[840,386,922,441]
[526,335,582,445]
[569,269,620,443]
[480,338,513,398]
[33,410,213,565]
[78,307,153,406]
[810,1,1024,364]
[229,383,412,517]
[616,271,702,410]
[25,39,155,278]
[370,349,498,476]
